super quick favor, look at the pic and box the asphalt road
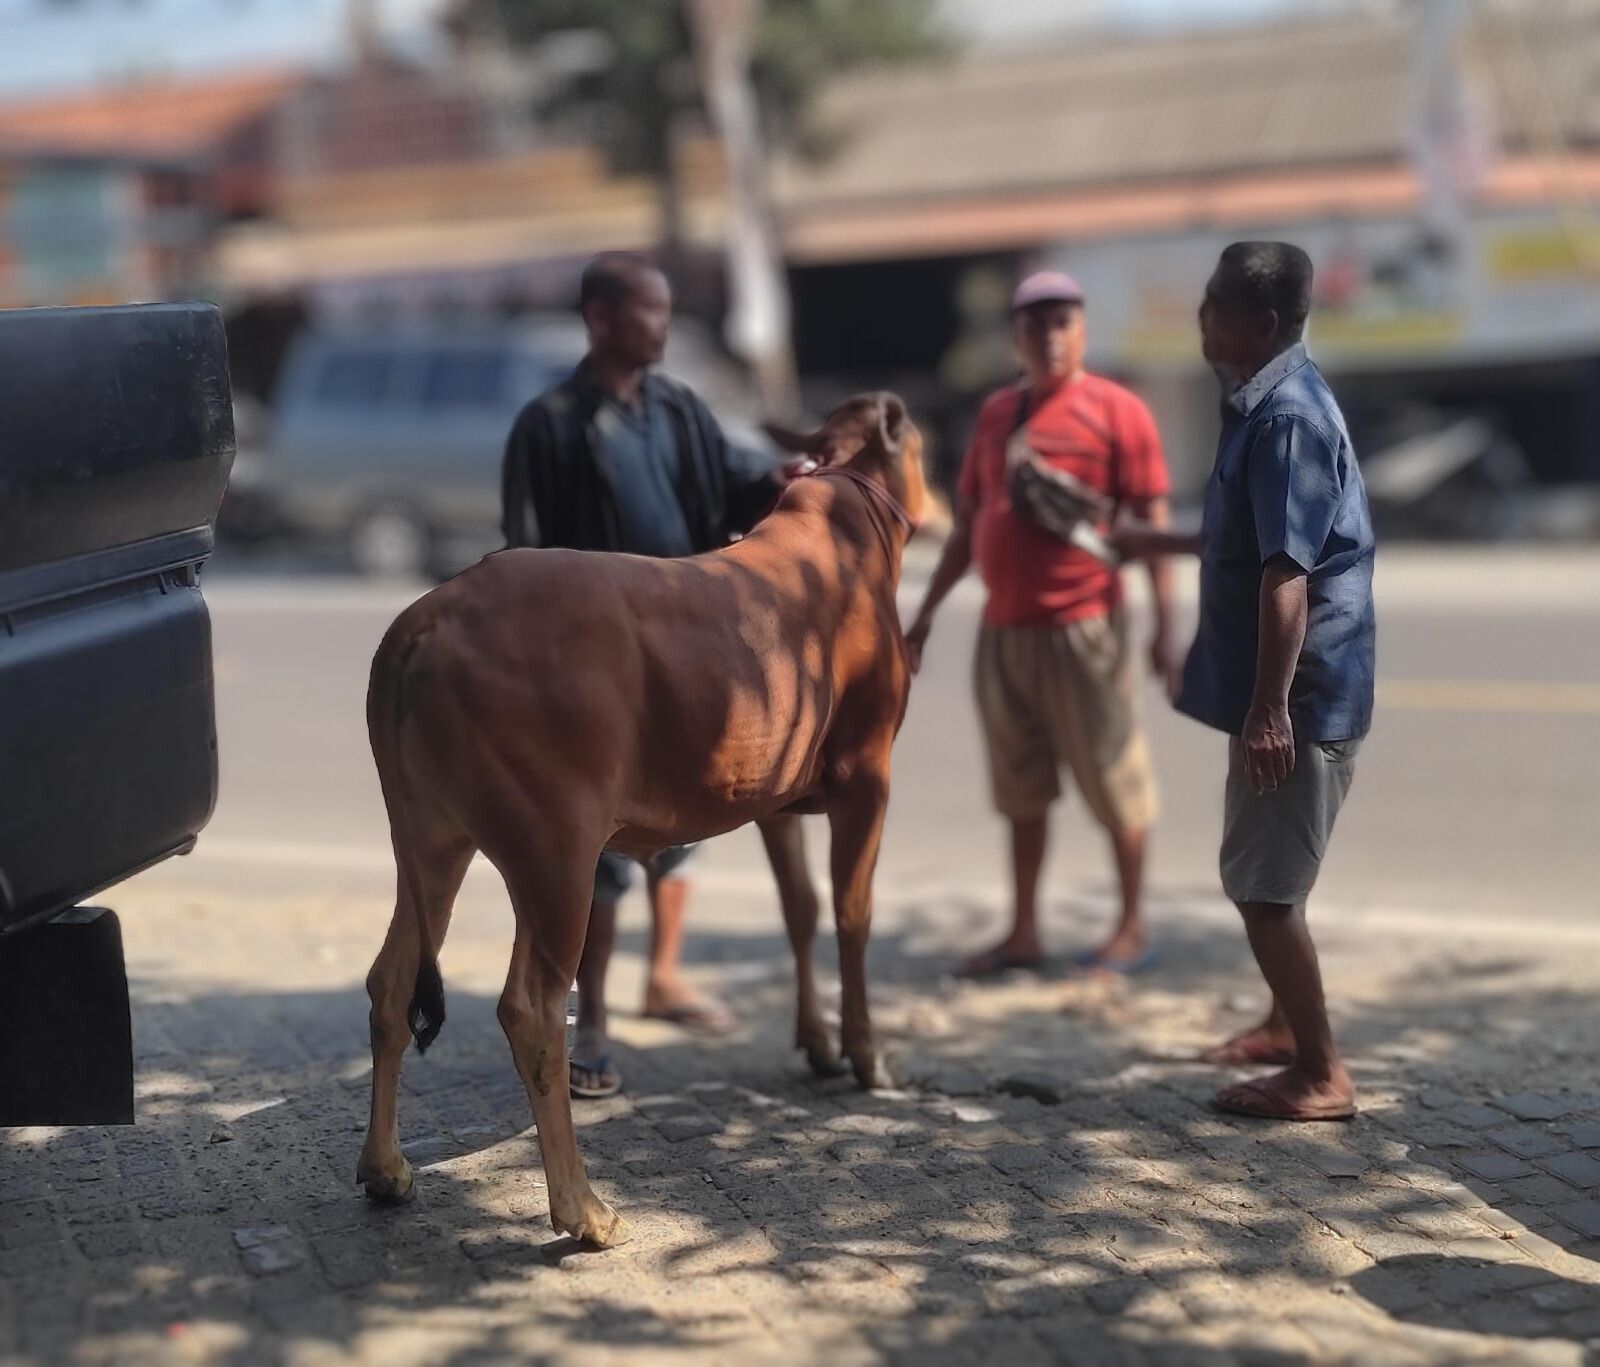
[159,546,1600,939]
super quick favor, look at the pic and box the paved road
[4,547,1598,1366]
[183,545,1600,930]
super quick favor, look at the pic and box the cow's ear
[877,393,907,453]
[761,420,824,454]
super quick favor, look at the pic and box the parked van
[237,316,768,577]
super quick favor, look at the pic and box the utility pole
[686,0,801,417]
[347,0,383,69]
[1410,0,1485,248]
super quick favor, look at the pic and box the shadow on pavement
[2,901,1597,1364]
[1353,1254,1600,1358]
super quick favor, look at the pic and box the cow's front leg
[826,764,892,1090]
[758,814,845,1077]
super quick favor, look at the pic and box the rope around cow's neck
[803,464,918,537]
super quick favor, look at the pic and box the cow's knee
[496,989,533,1037]
[499,991,564,1084]
[366,949,412,1026]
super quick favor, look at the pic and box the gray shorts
[1220,738,1360,906]
[594,844,698,905]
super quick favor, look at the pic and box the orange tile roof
[0,67,306,162]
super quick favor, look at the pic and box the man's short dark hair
[578,252,663,314]
[1218,242,1313,342]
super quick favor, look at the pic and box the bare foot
[957,933,1045,979]
[1199,1025,1297,1067]
[642,979,735,1035]
[1215,1065,1356,1121]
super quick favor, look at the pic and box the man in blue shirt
[1116,242,1375,1121]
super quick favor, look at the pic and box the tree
[444,0,948,406]
[446,0,945,230]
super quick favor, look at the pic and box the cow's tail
[367,620,446,1053]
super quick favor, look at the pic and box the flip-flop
[1213,1079,1357,1123]
[1073,945,1160,977]
[569,1029,622,1100]
[956,948,1047,980]
[1197,1036,1296,1067]
[641,998,736,1036]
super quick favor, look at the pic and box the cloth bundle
[1005,427,1120,565]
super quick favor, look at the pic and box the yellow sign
[1121,312,1465,365]
[1490,228,1600,282]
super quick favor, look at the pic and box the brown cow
[356,393,928,1247]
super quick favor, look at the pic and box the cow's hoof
[553,1196,631,1249]
[357,1159,415,1205]
[852,1054,894,1091]
[802,1043,850,1079]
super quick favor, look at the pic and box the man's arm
[686,389,781,538]
[903,496,975,674]
[1110,522,1203,559]
[1242,555,1309,795]
[1239,413,1340,793]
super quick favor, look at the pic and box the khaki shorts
[1220,737,1361,906]
[973,612,1158,833]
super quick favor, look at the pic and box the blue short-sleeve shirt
[1177,344,1376,742]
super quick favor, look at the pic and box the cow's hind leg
[828,763,893,1090]
[358,812,474,1203]
[758,815,845,1077]
[498,852,630,1248]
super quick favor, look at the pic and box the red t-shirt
[957,374,1170,626]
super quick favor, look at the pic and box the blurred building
[773,1,1600,496]
[218,136,730,322]
[1,0,1597,511]
[0,69,302,306]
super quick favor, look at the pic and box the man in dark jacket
[501,252,781,1100]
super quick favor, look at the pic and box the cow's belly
[608,776,822,858]
[611,690,830,849]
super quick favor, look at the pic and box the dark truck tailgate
[0,302,235,935]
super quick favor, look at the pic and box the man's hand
[904,612,933,675]
[1241,700,1295,795]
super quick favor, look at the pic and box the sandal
[1073,945,1160,977]
[1214,1078,1356,1122]
[641,996,736,1036]
[569,1028,622,1100]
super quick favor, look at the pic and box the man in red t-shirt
[906,271,1178,976]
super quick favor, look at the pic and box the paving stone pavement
[2,870,1597,1366]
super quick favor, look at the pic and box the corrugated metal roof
[774,7,1600,211]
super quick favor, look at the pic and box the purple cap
[1012,270,1084,312]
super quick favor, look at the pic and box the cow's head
[765,392,928,532]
